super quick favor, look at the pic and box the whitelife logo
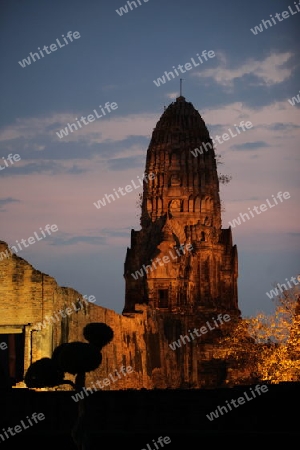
[18,31,81,68]
[250,2,300,35]
[140,436,171,450]
[0,153,21,171]
[93,172,155,210]
[0,341,8,351]
[56,102,118,139]
[0,412,45,443]
[228,191,291,228]
[71,366,134,401]
[206,385,269,421]
[10,224,58,253]
[153,50,215,87]
[0,224,58,261]
[169,314,231,350]
[190,121,253,157]
[288,89,300,106]
[266,275,299,299]
[116,0,149,16]
[131,244,193,280]
[0,248,11,261]
[35,295,96,331]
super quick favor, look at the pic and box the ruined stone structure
[0,96,245,390]
[124,96,238,315]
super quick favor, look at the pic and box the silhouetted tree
[23,322,114,450]
[24,357,66,388]
[83,322,114,350]
[52,342,103,389]
[24,322,113,390]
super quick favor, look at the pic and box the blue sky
[0,0,299,318]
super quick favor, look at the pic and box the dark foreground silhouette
[1,382,300,449]
[23,322,114,449]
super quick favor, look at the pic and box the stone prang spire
[123,96,239,317]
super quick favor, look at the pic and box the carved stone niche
[169,199,181,213]
[170,152,180,168]
[203,216,211,226]
[170,173,181,186]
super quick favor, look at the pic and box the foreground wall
[0,240,244,390]
[2,383,299,450]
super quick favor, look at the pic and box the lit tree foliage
[217,285,300,384]
[218,174,232,185]
[251,286,300,383]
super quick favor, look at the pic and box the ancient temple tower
[123,95,238,316]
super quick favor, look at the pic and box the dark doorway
[158,289,169,308]
[0,331,25,386]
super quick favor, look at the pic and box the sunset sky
[0,0,299,318]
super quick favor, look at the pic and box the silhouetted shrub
[24,322,114,392]
[51,342,69,363]
[52,342,102,375]
[83,322,114,349]
[24,357,64,388]
[23,322,114,448]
